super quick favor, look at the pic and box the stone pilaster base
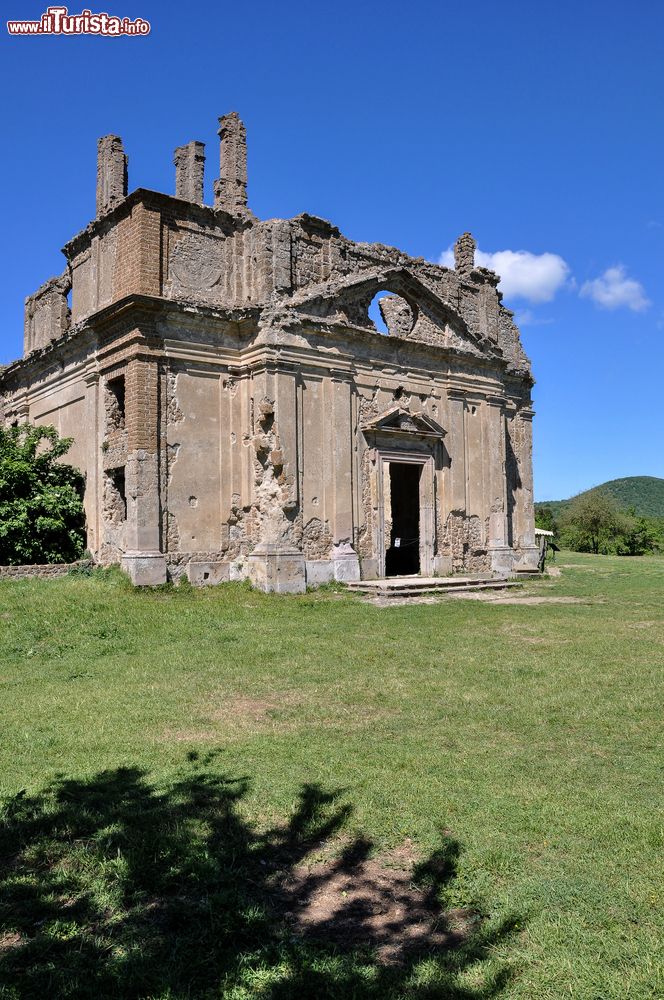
[360,559,379,580]
[187,561,230,586]
[248,543,306,594]
[512,547,540,572]
[305,561,334,587]
[433,555,453,576]
[489,546,514,577]
[121,551,167,586]
[330,542,360,583]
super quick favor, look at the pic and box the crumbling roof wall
[7,112,532,387]
[23,272,71,355]
[58,197,529,374]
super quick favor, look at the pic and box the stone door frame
[375,448,435,578]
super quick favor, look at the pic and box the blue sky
[1,0,662,500]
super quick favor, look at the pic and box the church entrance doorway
[385,462,422,576]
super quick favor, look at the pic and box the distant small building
[0,114,539,590]
[535,527,555,571]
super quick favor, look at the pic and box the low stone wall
[0,559,94,581]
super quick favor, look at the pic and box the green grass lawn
[0,554,662,999]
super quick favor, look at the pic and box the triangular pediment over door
[361,406,446,439]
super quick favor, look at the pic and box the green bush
[535,506,558,533]
[554,492,663,556]
[616,508,663,556]
[0,423,86,565]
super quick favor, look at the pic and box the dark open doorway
[385,462,421,576]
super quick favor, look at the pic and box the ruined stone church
[0,113,538,590]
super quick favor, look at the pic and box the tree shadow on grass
[0,758,521,999]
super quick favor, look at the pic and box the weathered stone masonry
[0,112,539,590]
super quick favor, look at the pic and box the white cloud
[438,249,455,268]
[579,265,650,312]
[439,246,570,303]
[513,309,554,328]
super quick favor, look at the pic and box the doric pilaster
[247,361,306,593]
[485,395,511,573]
[83,371,100,556]
[327,371,360,581]
[121,355,166,585]
[447,389,467,513]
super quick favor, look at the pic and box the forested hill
[536,477,664,518]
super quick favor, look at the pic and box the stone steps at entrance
[345,574,523,598]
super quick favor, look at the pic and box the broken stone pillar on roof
[174,141,205,203]
[23,272,71,356]
[96,135,128,217]
[213,112,249,214]
[454,231,476,276]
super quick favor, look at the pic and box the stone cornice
[1,290,534,400]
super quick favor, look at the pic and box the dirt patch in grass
[0,931,24,954]
[559,563,596,570]
[450,593,591,606]
[161,727,220,743]
[207,693,302,726]
[368,595,444,607]
[160,693,303,743]
[368,588,592,609]
[499,623,571,645]
[314,704,398,730]
[162,694,394,745]
[515,636,552,644]
[211,695,286,723]
[209,691,394,729]
[274,840,475,964]
[495,596,592,606]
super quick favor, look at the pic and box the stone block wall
[0,560,93,581]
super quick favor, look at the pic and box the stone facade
[0,113,539,591]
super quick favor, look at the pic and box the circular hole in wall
[368,291,415,337]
